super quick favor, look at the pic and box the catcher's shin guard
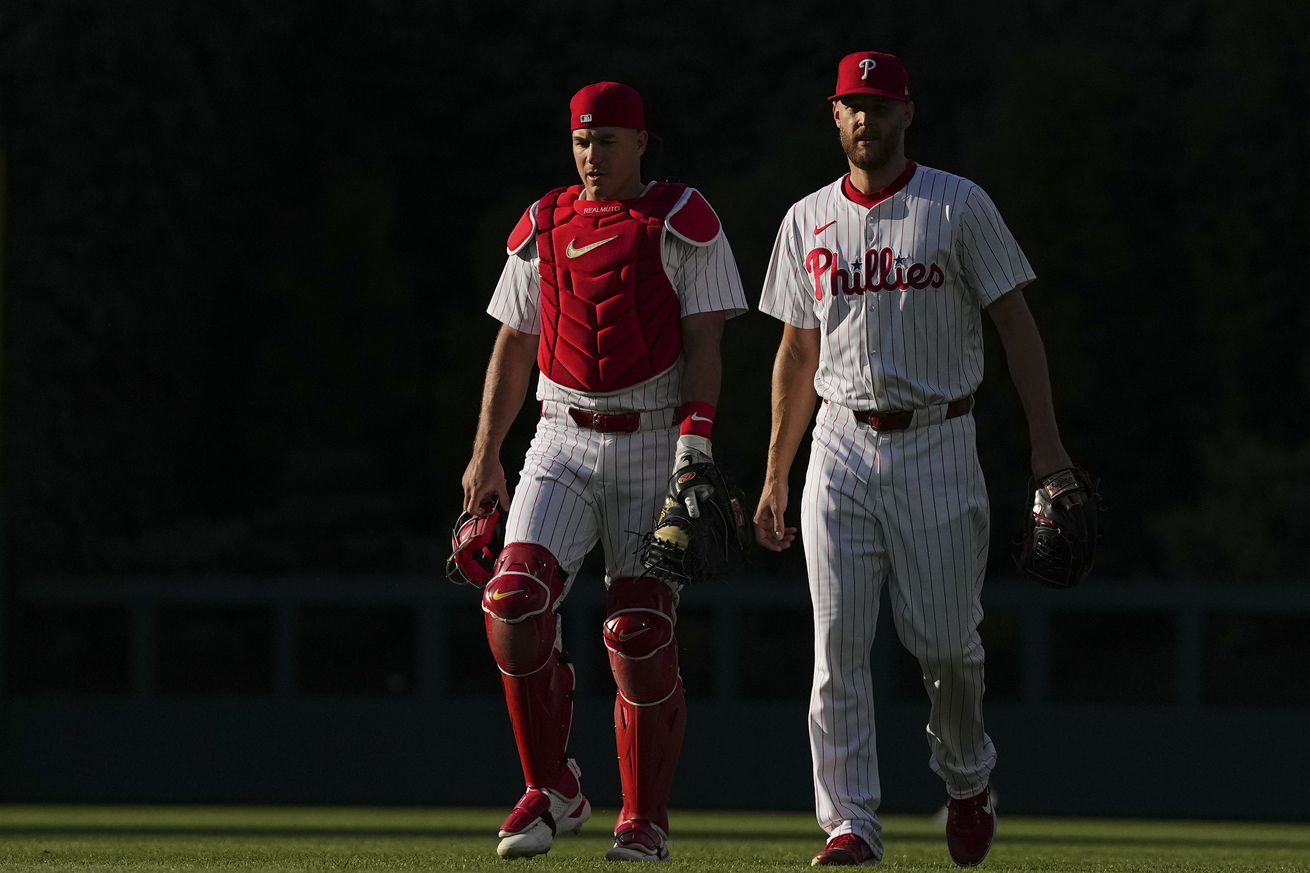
[604,576,686,832]
[483,542,577,795]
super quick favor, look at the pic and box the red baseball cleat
[605,819,671,862]
[496,779,591,859]
[945,787,997,866]
[811,833,879,866]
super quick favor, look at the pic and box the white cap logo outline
[859,58,877,80]
[580,113,593,123]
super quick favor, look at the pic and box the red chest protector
[506,182,720,394]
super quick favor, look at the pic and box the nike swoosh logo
[616,627,651,642]
[491,589,527,601]
[814,220,837,235]
[565,235,620,258]
[690,412,712,423]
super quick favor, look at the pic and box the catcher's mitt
[1015,467,1102,589]
[637,462,751,587]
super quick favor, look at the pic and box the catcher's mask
[446,499,506,587]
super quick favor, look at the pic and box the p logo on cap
[829,52,911,103]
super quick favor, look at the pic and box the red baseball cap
[829,51,911,103]
[569,81,647,131]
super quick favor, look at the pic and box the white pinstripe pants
[505,403,678,585]
[802,400,996,849]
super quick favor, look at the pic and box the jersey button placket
[864,209,880,298]
[864,210,882,414]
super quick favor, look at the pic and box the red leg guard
[604,577,679,704]
[605,576,685,832]
[497,651,578,796]
[614,677,685,833]
[483,542,577,796]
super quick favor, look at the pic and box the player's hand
[754,479,797,552]
[673,435,713,519]
[462,452,510,514]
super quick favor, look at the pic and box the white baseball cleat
[604,819,671,862]
[495,775,591,859]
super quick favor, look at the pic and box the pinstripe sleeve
[486,240,541,333]
[666,233,749,319]
[957,185,1036,308]
[759,208,819,328]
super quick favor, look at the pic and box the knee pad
[483,542,567,676]
[604,576,679,705]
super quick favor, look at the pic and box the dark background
[5,0,1309,584]
[4,0,1309,582]
[1,0,1309,814]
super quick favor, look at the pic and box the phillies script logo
[806,247,944,300]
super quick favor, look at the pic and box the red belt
[567,408,641,433]
[852,395,974,431]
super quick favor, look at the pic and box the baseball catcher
[638,458,751,587]
[455,79,751,862]
[1016,467,1102,588]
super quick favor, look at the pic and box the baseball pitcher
[754,51,1092,867]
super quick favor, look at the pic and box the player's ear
[636,129,649,157]
[903,100,915,130]
[831,100,842,126]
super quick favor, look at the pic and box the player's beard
[840,122,904,172]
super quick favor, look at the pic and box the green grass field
[0,805,1306,872]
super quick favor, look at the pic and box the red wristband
[677,401,716,438]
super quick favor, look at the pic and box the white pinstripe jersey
[759,164,1035,411]
[489,185,748,413]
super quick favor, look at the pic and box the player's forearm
[680,345,722,408]
[765,326,820,482]
[472,325,538,457]
[679,312,724,406]
[989,292,1069,473]
[1005,340,1060,446]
